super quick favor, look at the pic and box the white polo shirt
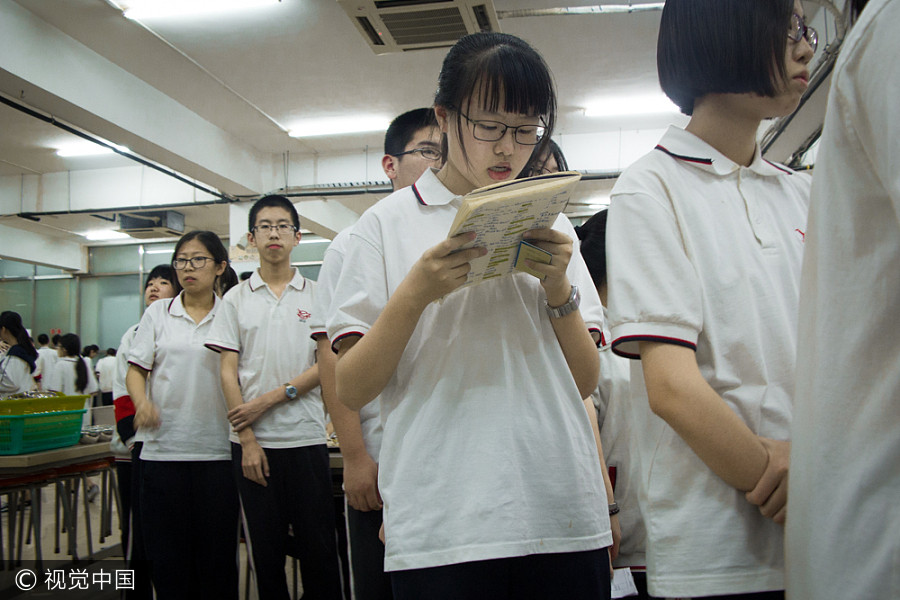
[205,269,326,448]
[35,346,57,382]
[591,308,645,570]
[0,351,35,397]
[607,126,810,597]
[96,355,116,393]
[113,324,139,404]
[310,227,384,461]
[45,356,99,396]
[789,2,900,598]
[128,293,230,462]
[327,168,611,572]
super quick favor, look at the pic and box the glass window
[0,280,34,327]
[143,243,176,272]
[35,265,70,277]
[79,275,142,350]
[290,238,330,264]
[90,246,141,274]
[0,258,35,279]
[296,264,321,281]
[34,279,76,338]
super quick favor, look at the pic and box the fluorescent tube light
[289,116,392,138]
[585,95,679,118]
[56,142,129,157]
[83,230,132,241]
[121,0,280,20]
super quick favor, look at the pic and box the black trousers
[391,548,611,600]
[232,443,343,600]
[346,504,392,600]
[140,459,240,600]
[117,446,153,600]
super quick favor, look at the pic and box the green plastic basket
[0,409,87,455]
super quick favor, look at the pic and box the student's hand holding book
[396,232,486,308]
[522,228,575,306]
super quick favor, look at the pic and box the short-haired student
[311,108,441,600]
[605,1,815,598]
[126,231,240,600]
[327,32,613,599]
[205,195,343,600]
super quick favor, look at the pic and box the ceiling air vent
[117,211,185,239]
[338,0,500,55]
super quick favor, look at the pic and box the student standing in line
[327,32,612,599]
[206,195,343,600]
[605,1,815,597]
[576,210,648,599]
[312,107,442,600]
[33,333,58,389]
[46,333,99,428]
[113,264,177,600]
[788,1,898,598]
[0,311,37,397]
[126,231,239,600]
[95,348,117,406]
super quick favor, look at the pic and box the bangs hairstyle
[435,32,557,166]
[658,0,793,115]
[145,264,176,289]
[172,230,239,297]
[384,108,439,156]
[248,195,300,232]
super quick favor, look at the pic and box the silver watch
[545,285,580,319]
[284,383,298,400]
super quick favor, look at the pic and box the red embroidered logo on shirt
[795,228,806,242]
[297,309,311,322]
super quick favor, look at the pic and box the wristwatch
[545,285,580,319]
[283,383,298,400]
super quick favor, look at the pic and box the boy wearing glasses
[206,195,343,600]
[310,108,440,600]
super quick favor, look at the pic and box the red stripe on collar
[764,159,793,175]
[412,183,427,206]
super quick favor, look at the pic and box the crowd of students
[1,0,896,598]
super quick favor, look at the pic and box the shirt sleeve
[310,244,344,340]
[204,292,242,353]
[607,189,702,359]
[326,219,390,351]
[113,326,137,401]
[0,355,33,394]
[128,304,159,371]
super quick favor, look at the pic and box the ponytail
[217,266,239,297]
[0,311,37,361]
[58,333,88,392]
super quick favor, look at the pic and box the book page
[448,172,581,287]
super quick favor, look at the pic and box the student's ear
[293,229,302,246]
[434,105,450,134]
[382,155,399,182]
[246,232,255,247]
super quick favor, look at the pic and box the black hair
[38,333,50,345]
[851,0,869,20]
[657,0,794,115]
[520,139,569,178]
[106,348,116,357]
[59,333,88,393]
[574,210,609,290]
[240,271,252,281]
[0,311,37,361]
[384,108,439,156]
[52,333,61,346]
[248,195,300,232]
[434,32,557,169]
[145,264,176,289]
[172,230,238,297]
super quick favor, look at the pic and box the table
[0,442,113,474]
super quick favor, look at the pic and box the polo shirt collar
[167,291,220,323]
[248,268,307,292]
[655,126,793,178]
[410,168,460,207]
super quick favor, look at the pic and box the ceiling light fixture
[584,94,680,118]
[119,0,281,20]
[83,230,133,241]
[288,116,392,138]
[56,142,129,157]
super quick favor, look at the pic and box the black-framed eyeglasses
[789,13,818,52]
[393,147,442,162]
[251,223,297,236]
[455,108,546,146]
[172,256,215,270]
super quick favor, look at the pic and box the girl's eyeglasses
[789,13,818,52]
[455,108,546,146]
[172,256,214,270]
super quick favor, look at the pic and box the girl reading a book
[327,32,613,599]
